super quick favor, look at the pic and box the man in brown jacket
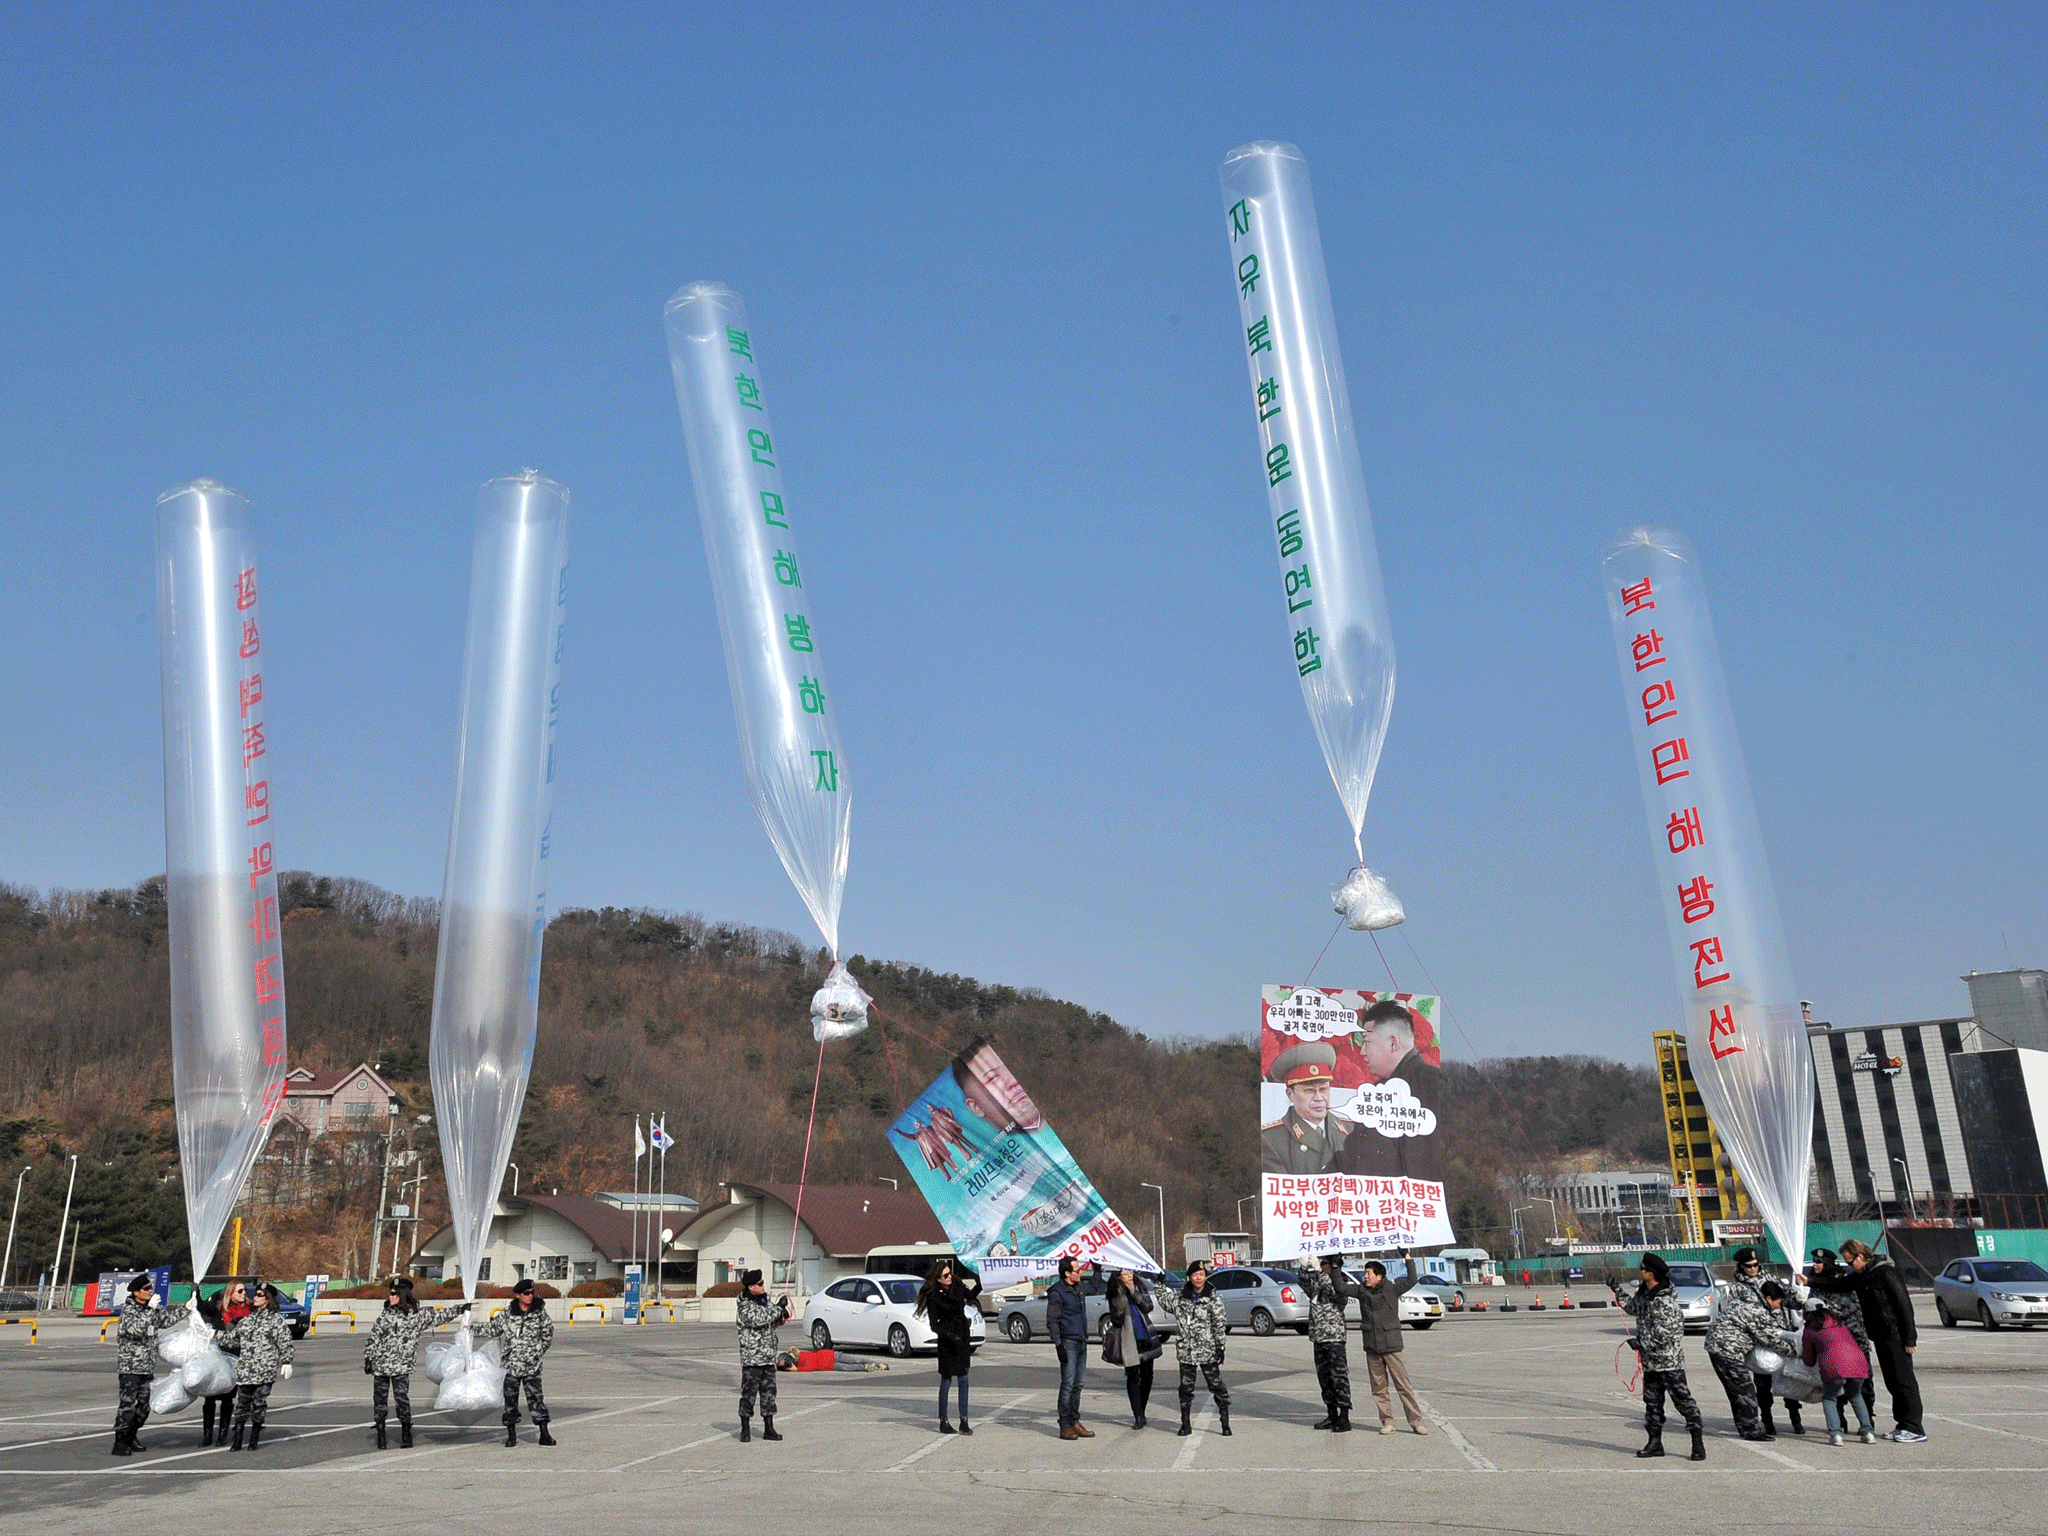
[1356,1251,1431,1435]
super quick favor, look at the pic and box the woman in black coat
[1103,1268,1165,1428]
[915,1259,982,1434]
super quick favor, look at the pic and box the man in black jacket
[1045,1258,1092,1440]
[1808,1239,1924,1442]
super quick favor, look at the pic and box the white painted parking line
[603,1397,844,1471]
[1414,1395,1495,1471]
[889,1392,1034,1469]
[1170,1405,1214,1469]
[1926,1412,2048,1446]
[1734,1439,1815,1472]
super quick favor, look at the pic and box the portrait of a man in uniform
[1261,1041,1348,1175]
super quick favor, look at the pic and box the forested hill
[0,875,1665,1281]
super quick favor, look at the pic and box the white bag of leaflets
[149,1373,194,1415]
[810,961,871,1042]
[157,1312,211,1370]
[149,1312,235,1411]
[1332,866,1405,932]
[180,1339,238,1398]
[432,1328,505,1413]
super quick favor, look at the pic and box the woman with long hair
[1103,1268,1164,1428]
[915,1257,982,1434]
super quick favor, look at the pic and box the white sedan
[801,1274,987,1358]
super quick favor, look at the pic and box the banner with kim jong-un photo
[1260,986,1455,1259]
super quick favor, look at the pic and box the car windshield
[879,1279,922,1305]
[1975,1261,2048,1283]
[1665,1266,1713,1288]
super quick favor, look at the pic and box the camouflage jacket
[737,1294,786,1367]
[1706,1293,1795,1365]
[1294,1265,1359,1345]
[1161,1287,1228,1365]
[1622,1282,1687,1373]
[114,1300,189,1376]
[1805,1278,1873,1351]
[364,1304,466,1377]
[475,1303,554,1378]
[220,1308,295,1386]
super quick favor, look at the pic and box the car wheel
[1937,1298,1956,1328]
[811,1321,832,1349]
[1250,1308,1275,1337]
[888,1323,912,1358]
[1409,1320,1435,1330]
[1980,1301,2002,1331]
[1006,1314,1030,1343]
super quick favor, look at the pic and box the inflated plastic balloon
[429,472,570,1299]
[1221,143,1400,920]
[664,284,858,1006]
[1603,527,1812,1266]
[155,479,290,1282]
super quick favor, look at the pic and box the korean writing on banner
[236,563,288,1123]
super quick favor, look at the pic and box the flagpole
[656,1114,667,1304]
[630,1114,640,1296]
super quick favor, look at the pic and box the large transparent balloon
[1603,527,1812,1265]
[155,479,289,1282]
[665,282,866,1037]
[1220,143,1402,929]
[429,472,570,1298]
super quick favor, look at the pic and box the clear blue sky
[2,4,2041,1061]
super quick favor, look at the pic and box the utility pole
[1,1165,31,1289]
[371,1118,397,1282]
[44,1155,77,1311]
[1141,1183,1166,1267]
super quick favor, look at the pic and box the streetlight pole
[1141,1183,1167,1269]
[1892,1157,1917,1222]
[1510,1206,1529,1262]
[1531,1196,1560,1248]
[45,1155,77,1312]
[876,1177,898,1190]
[1236,1193,1259,1231]
[506,1162,520,1199]
[0,1166,31,1289]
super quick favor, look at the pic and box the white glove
[278,1363,292,1380]
[149,1292,163,1309]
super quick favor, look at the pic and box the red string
[872,1006,905,1107]
[783,1034,828,1290]
[1301,915,1347,986]
[864,997,954,1055]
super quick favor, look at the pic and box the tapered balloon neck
[1602,525,1697,567]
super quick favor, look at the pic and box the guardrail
[637,1302,676,1324]
[1,1318,37,1344]
[101,1317,118,1342]
[567,1302,607,1326]
[310,1309,357,1336]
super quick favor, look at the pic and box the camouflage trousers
[372,1373,413,1426]
[1642,1369,1703,1435]
[740,1364,778,1418]
[502,1373,548,1425]
[114,1373,152,1445]
[230,1382,274,1437]
[1177,1360,1229,1409]
[1709,1352,1763,1434]
[1313,1341,1352,1412]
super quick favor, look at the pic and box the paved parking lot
[1,1299,2043,1534]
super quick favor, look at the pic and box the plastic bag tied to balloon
[1331,866,1406,932]
[810,960,871,1043]
[155,480,290,1292]
[1602,526,1813,1266]
[1222,143,1401,920]
[429,472,570,1300]
[426,1330,505,1413]
[665,283,862,1028]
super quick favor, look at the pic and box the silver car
[997,1274,1181,1342]
[1208,1267,1316,1336]
[1934,1257,2048,1330]
[1663,1263,1718,1332]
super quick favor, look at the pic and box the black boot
[761,1415,782,1441]
[739,1417,752,1443]
[1759,1403,1777,1438]
[504,1422,518,1447]
[1786,1403,1805,1436]
[1333,1408,1352,1433]
[229,1422,246,1453]
[1636,1431,1664,1458]
[375,1421,388,1450]
[1177,1405,1192,1437]
[1688,1426,1706,1461]
[400,1421,414,1449]
[1218,1405,1232,1437]
[537,1424,556,1447]
[111,1436,132,1457]
[1313,1409,1337,1430]
[940,1419,956,1434]
[247,1426,261,1452]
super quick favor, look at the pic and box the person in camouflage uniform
[1705,1274,1796,1440]
[1295,1254,1360,1432]
[363,1277,469,1449]
[1803,1248,1877,1429]
[476,1278,556,1447]
[1610,1253,1704,1462]
[219,1283,295,1452]
[111,1272,188,1456]
[1159,1260,1231,1438]
[735,1269,790,1443]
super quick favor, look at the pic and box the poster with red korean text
[1260,985,1454,1258]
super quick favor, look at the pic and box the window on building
[344,1100,374,1119]
[477,1257,492,1281]
[537,1255,569,1282]
[772,1260,797,1284]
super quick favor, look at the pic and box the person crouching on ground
[1104,1268,1164,1429]
[1160,1259,1231,1438]
[735,1270,790,1443]
[1608,1253,1704,1461]
[218,1282,294,1453]
[111,1271,189,1456]
[364,1276,470,1449]
[915,1257,982,1435]
[1358,1250,1429,1436]
[1045,1256,1092,1439]
[1704,1272,1795,1441]
[1800,1299,1877,1446]
[1294,1253,1360,1432]
[194,1278,249,1447]
[476,1278,556,1447]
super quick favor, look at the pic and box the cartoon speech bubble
[1341,1078,1437,1138]
[1264,987,1361,1043]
